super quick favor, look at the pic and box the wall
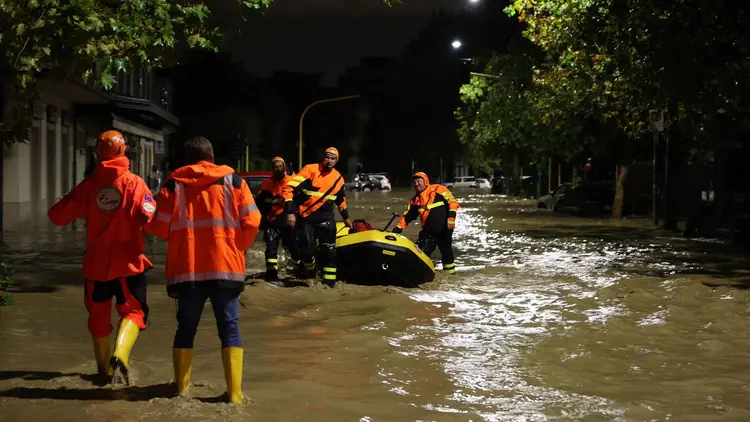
[2,92,78,230]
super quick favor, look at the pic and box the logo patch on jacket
[96,186,122,212]
[143,193,156,213]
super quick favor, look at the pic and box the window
[116,70,131,96]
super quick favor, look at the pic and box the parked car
[445,176,476,189]
[238,171,272,196]
[345,173,380,192]
[473,178,491,189]
[537,183,573,211]
[540,182,615,215]
[369,174,392,191]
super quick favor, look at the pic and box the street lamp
[298,94,361,171]
[468,0,480,3]
[451,39,462,49]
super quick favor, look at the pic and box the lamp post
[298,94,360,171]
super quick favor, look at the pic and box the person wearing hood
[255,156,299,280]
[393,172,460,274]
[146,136,261,404]
[48,129,156,385]
[282,147,352,286]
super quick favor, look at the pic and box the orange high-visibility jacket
[282,163,349,220]
[48,156,155,282]
[146,161,261,291]
[255,174,291,222]
[397,172,459,230]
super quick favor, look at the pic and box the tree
[492,0,750,221]
[455,38,597,185]
[0,0,401,146]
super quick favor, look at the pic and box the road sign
[649,109,665,132]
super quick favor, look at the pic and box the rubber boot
[92,336,112,377]
[443,262,456,274]
[265,258,279,281]
[302,259,317,279]
[109,318,140,385]
[173,348,194,396]
[221,347,244,404]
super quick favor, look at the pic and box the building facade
[1,67,178,231]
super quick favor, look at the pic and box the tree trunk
[663,133,679,230]
[0,142,4,233]
[612,164,629,219]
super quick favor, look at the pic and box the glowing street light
[468,0,480,3]
[451,39,462,49]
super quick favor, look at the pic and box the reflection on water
[2,189,750,421]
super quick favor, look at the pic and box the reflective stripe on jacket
[398,184,459,230]
[146,161,261,287]
[282,163,348,220]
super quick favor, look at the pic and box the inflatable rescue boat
[335,220,435,287]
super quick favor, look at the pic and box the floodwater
[2,189,750,421]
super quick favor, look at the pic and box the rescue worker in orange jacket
[393,172,459,274]
[255,156,299,280]
[146,136,261,404]
[48,129,155,385]
[282,147,352,286]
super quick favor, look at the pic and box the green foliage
[455,39,592,169]
[459,0,750,170]
[0,261,14,306]
[505,0,750,137]
[0,0,400,147]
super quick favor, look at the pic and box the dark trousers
[418,229,455,271]
[297,218,337,282]
[84,272,149,337]
[173,283,242,349]
[264,219,299,274]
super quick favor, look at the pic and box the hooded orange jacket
[145,161,261,290]
[397,172,459,231]
[48,156,155,282]
[256,174,291,222]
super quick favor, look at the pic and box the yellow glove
[447,217,455,230]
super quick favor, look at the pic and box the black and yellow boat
[335,220,435,287]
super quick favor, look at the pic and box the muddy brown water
[2,189,750,421]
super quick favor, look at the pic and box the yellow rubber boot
[173,348,194,396]
[92,336,112,377]
[221,347,244,404]
[110,318,140,385]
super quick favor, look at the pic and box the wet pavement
[2,189,750,421]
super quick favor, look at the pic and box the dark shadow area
[7,284,60,294]
[0,371,122,387]
[245,273,311,288]
[517,224,661,243]
[0,371,85,382]
[196,393,229,404]
[0,382,175,402]
[702,279,750,289]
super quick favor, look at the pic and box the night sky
[225,0,467,85]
